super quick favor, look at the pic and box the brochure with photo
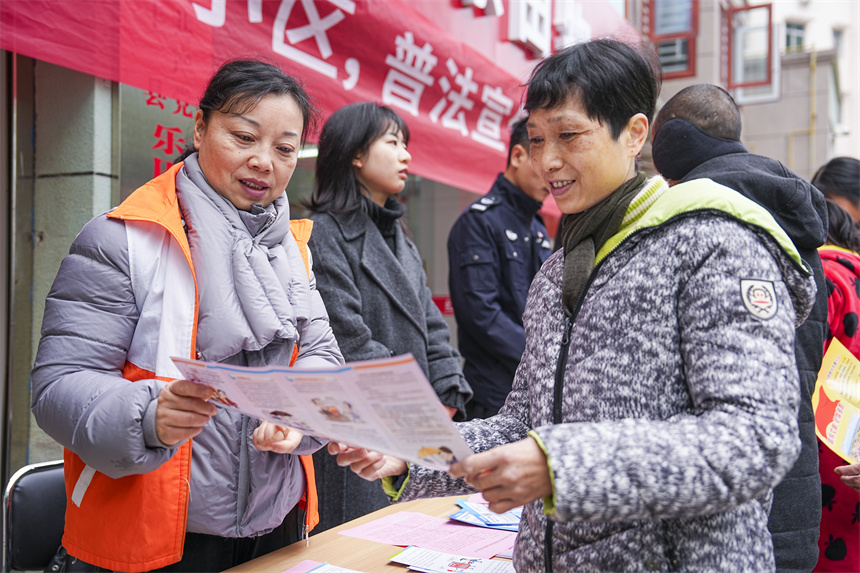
[172,354,473,470]
[813,337,860,464]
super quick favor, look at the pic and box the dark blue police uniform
[447,173,552,416]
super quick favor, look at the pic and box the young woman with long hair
[306,102,472,531]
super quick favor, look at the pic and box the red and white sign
[432,295,455,316]
[1,0,636,208]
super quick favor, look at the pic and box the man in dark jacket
[651,83,829,573]
[447,117,553,419]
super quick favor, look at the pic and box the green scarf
[560,172,646,316]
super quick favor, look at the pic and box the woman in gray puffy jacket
[30,60,342,572]
[331,40,817,571]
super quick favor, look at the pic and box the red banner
[2,0,536,194]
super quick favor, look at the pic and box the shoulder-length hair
[306,102,410,214]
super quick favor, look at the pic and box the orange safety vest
[61,163,319,572]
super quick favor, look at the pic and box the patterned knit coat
[393,177,817,572]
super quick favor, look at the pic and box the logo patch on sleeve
[741,279,777,319]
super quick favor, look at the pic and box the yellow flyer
[812,338,860,464]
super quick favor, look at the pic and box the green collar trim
[595,176,809,274]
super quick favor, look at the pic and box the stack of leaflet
[390,546,515,572]
[448,498,522,532]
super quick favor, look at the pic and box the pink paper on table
[338,511,515,559]
[281,559,323,573]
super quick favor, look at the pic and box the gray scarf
[176,153,311,365]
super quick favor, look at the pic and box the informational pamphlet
[389,546,515,573]
[812,338,860,463]
[449,500,521,532]
[171,354,473,470]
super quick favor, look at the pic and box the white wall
[768,0,860,157]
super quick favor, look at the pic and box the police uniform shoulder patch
[740,279,777,320]
[470,196,499,213]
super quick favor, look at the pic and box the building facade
[631,0,859,179]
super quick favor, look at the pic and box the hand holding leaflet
[448,436,552,514]
[813,337,860,464]
[171,353,473,470]
[326,442,409,481]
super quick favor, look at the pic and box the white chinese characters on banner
[471,85,513,151]
[273,0,360,87]
[382,32,438,117]
[382,32,515,151]
[194,0,360,89]
[429,59,478,137]
[191,3,518,154]
[193,0,263,26]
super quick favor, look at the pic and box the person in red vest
[815,195,860,572]
[30,59,343,572]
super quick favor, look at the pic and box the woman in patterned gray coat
[331,40,817,572]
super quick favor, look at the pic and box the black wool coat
[683,153,829,573]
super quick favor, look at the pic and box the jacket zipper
[544,263,602,572]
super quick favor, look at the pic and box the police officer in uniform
[447,117,552,419]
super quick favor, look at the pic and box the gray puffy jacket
[31,172,342,538]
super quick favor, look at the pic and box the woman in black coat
[307,102,472,531]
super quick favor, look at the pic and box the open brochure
[813,337,860,464]
[171,354,473,471]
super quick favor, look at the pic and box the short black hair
[506,117,530,166]
[307,102,410,214]
[525,39,661,139]
[812,156,860,207]
[653,84,742,141]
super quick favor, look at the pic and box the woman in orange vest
[30,59,342,572]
